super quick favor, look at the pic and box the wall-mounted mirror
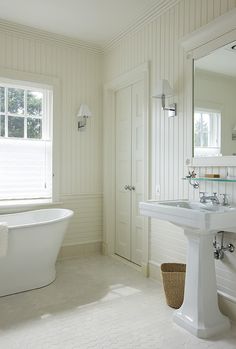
[193,40,236,157]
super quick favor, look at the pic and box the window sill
[0,199,63,214]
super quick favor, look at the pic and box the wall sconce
[77,103,92,130]
[153,79,177,117]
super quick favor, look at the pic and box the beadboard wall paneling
[0,26,103,245]
[189,167,236,203]
[103,0,236,300]
[150,219,187,264]
[60,195,102,246]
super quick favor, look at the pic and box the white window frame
[0,69,60,210]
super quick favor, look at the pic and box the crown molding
[103,0,181,51]
[0,0,182,55]
[0,18,104,55]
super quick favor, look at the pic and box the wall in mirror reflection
[194,41,236,157]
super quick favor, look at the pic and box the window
[0,79,53,202]
[194,109,221,157]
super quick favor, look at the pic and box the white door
[131,80,145,265]
[115,80,145,265]
[115,86,132,260]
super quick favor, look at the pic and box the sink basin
[139,199,236,231]
[159,200,207,209]
[139,199,234,338]
[158,200,230,211]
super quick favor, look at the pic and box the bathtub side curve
[0,208,73,297]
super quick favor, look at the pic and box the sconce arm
[161,94,177,116]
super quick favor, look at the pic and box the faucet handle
[199,191,207,203]
[220,194,230,206]
[199,191,206,196]
[212,192,220,205]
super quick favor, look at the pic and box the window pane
[27,91,43,116]
[0,87,5,113]
[0,139,52,199]
[202,114,209,132]
[8,88,24,114]
[202,132,208,147]
[27,118,42,139]
[0,115,5,137]
[8,116,24,138]
[194,113,201,146]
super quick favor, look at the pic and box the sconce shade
[77,104,92,118]
[153,79,174,98]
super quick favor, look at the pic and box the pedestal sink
[139,200,236,338]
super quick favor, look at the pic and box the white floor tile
[0,255,235,348]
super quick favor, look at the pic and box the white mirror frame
[181,8,236,167]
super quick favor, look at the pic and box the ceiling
[0,0,160,46]
[196,41,236,78]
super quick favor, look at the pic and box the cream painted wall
[1,0,236,302]
[0,25,103,246]
[195,69,236,156]
[103,0,236,301]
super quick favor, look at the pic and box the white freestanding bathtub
[0,208,73,297]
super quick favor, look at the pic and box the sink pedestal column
[173,229,230,338]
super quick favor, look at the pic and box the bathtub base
[0,268,56,297]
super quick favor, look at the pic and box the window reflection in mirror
[193,40,236,157]
[194,110,221,157]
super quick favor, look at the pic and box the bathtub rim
[0,208,74,230]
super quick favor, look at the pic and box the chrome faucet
[200,192,220,205]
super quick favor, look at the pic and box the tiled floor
[0,255,236,349]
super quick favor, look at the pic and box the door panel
[115,80,145,266]
[131,80,145,266]
[115,86,132,260]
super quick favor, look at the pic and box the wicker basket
[161,263,186,309]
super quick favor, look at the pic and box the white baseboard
[148,260,162,282]
[218,294,236,323]
[141,262,149,277]
[149,260,236,322]
[102,242,108,255]
[58,241,102,260]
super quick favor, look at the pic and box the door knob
[131,186,135,191]
[124,185,131,191]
